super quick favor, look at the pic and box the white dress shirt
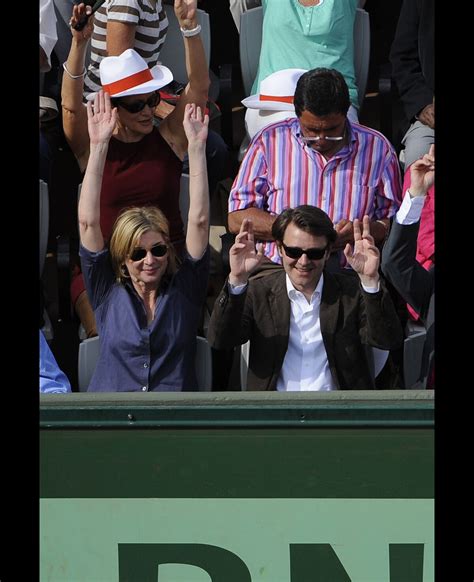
[395,189,426,225]
[277,274,336,392]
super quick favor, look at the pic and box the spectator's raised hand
[343,215,380,287]
[174,0,198,29]
[182,103,208,148]
[69,3,94,42]
[229,219,264,286]
[86,91,117,146]
[409,144,435,196]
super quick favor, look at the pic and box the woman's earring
[120,264,130,278]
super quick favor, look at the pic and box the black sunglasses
[115,91,161,114]
[282,243,328,261]
[130,243,168,262]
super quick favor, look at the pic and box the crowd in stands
[39,0,434,393]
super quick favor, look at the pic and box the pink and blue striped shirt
[229,118,402,263]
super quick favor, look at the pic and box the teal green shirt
[253,0,359,108]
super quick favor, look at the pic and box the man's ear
[276,241,283,258]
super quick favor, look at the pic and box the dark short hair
[294,68,350,118]
[272,205,337,245]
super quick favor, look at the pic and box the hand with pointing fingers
[86,91,117,146]
[182,103,209,147]
[229,218,265,286]
[343,215,380,287]
[409,143,435,197]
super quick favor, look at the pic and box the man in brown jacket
[208,205,403,391]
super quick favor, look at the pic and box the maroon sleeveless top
[100,127,184,246]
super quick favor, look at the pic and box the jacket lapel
[266,273,291,388]
[268,272,290,342]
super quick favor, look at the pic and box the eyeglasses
[282,243,328,261]
[296,126,346,144]
[130,243,168,262]
[115,91,161,114]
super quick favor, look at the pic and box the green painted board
[41,427,433,499]
[40,392,434,581]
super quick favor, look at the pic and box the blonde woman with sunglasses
[78,92,210,391]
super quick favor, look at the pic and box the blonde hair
[109,206,178,284]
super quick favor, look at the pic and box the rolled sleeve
[229,135,269,212]
[79,244,115,310]
[374,148,403,219]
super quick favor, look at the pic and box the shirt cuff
[395,190,426,225]
[361,281,380,294]
[228,281,248,295]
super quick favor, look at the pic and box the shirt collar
[346,118,356,144]
[285,272,324,304]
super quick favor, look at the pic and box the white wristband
[63,62,86,79]
[180,23,201,37]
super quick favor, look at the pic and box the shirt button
[141,386,147,392]
[143,363,148,368]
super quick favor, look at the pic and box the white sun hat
[86,49,173,101]
[241,68,307,111]
[245,108,297,139]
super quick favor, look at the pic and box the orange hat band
[259,94,294,104]
[103,68,153,96]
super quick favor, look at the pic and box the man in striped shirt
[228,68,403,271]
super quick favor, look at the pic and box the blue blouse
[80,244,210,392]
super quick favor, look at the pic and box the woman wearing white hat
[78,93,210,391]
[62,1,209,338]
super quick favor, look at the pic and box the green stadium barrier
[40,391,434,581]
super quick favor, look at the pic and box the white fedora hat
[241,68,307,111]
[86,49,173,101]
[245,108,296,140]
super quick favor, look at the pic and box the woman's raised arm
[78,91,117,252]
[182,103,209,259]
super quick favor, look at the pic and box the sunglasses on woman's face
[116,91,161,114]
[130,243,168,262]
[282,243,328,261]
